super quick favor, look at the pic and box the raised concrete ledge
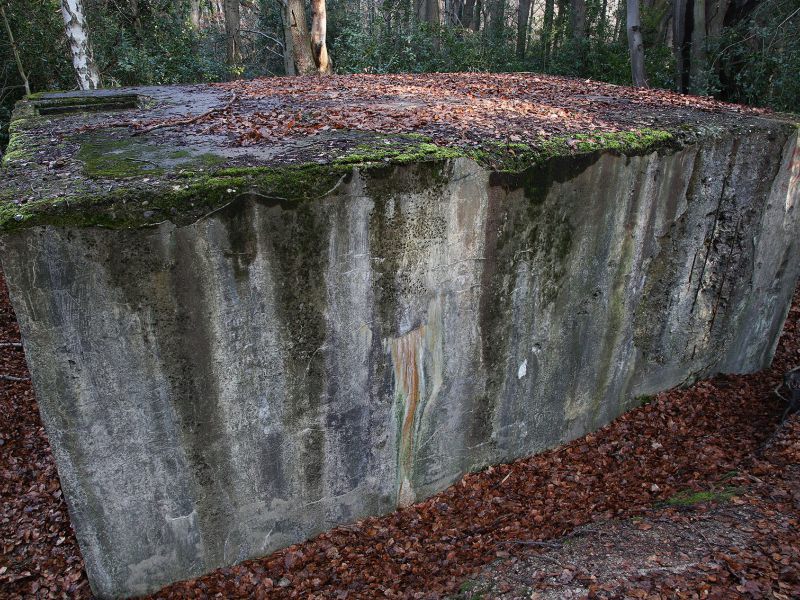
[2,73,795,231]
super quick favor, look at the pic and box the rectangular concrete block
[1,76,798,597]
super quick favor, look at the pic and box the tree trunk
[190,0,201,28]
[310,0,332,74]
[706,0,729,39]
[429,0,441,26]
[416,0,440,24]
[284,0,316,75]
[598,0,608,39]
[444,0,459,26]
[382,0,392,39]
[0,2,30,96]
[554,0,568,49]
[464,0,476,29]
[626,0,648,86]
[542,0,555,66]
[367,0,376,30]
[646,0,672,44]
[689,0,707,92]
[570,0,586,41]
[517,0,531,60]
[615,0,626,44]
[224,0,241,74]
[487,0,504,36]
[672,0,687,91]
[60,0,100,90]
[280,0,296,75]
[130,0,143,38]
[416,0,441,50]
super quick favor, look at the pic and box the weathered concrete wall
[2,127,799,598]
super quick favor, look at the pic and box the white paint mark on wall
[517,359,528,379]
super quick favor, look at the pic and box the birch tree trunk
[626,0,648,86]
[223,0,242,74]
[310,0,332,74]
[60,0,100,90]
[0,1,30,96]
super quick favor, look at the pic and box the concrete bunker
[1,74,798,598]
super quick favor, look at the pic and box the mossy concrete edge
[4,112,797,232]
[0,127,688,232]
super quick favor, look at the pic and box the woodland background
[0,0,798,153]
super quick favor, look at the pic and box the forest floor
[0,270,798,600]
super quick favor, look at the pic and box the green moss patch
[77,137,165,178]
[0,162,351,231]
[474,129,675,172]
[331,129,674,173]
[637,394,656,406]
[2,129,33,165]
[1,104,41,166]
[663,486,742,507]
[335,140,464,166]
[75,133,224,179]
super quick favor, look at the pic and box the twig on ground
[499,539,561,549]
[636,563,699,576]
[1,374,29,382]
[697,529,744,583]
[133,92,238,137]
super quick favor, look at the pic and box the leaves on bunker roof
[126,73,768,148]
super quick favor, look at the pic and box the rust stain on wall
[390,326,426,507]
[788,139,800,212]
[387,298,445,507]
